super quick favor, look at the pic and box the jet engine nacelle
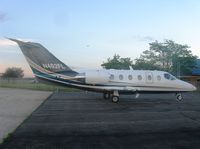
[85,70,110,84]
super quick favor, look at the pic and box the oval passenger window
[157,75,161,81]
[148,75,152,80]
[128,75,133,80]
[138,75,142,80]
[119,74,123,80]
[109,74,114,80]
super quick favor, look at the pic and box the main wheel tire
[112,96,119,103]
[176,93,183,101]
[103,93,111,99]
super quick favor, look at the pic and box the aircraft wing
[51,73,85,80]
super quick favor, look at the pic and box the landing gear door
[145,72,153,83]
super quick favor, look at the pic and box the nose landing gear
[176,93,183,101]
[103,92,111,100]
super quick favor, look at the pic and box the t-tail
[8,38,78,77]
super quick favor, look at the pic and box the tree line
[1,67,24,79]
[101,40,197,76]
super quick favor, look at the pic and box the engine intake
[85,70,109,84]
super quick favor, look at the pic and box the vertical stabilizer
[8,38,77,76]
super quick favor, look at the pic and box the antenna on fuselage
[129,66,134,70]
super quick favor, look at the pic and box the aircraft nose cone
[191,85,197,91]
[187,83,197,91]
[182,81,197,91]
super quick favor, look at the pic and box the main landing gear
[103,92,111,100]
[175,93,183,101]
[103,91,119,103]
[112,91,119,103]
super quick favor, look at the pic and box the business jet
[8,38,196,103]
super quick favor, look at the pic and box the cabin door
[145,72,153,83]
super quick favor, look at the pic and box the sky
[0,0,200,77]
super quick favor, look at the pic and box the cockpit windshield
[164,73,176,80]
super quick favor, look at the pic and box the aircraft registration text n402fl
[42,63,66,70]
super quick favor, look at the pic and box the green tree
[2,67,24,78]
[133,58,161,70]
[134,40,197,75]
[101,54,133,69]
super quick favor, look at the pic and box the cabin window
[138,75,142,80]
[147,75,152,80]
[164,73,170,80]
[109,74,114,80]
[164,73,176,80]
[119,74,123,80]
[128,75,133,80]
[157,75,161,81]
[170,75,176,80]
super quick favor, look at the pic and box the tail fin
[8,38,77,76]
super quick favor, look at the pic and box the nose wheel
[176,93,183,101]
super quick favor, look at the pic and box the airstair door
[145,72,153,83]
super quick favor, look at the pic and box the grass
[0,81,79,92]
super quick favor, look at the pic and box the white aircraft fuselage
[80,69,196,92]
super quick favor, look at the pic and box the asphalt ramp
[1,92,200,149]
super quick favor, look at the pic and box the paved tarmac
[0,88,51,143]
[1,91,200,149]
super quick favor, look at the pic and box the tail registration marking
[42,63,66,70]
